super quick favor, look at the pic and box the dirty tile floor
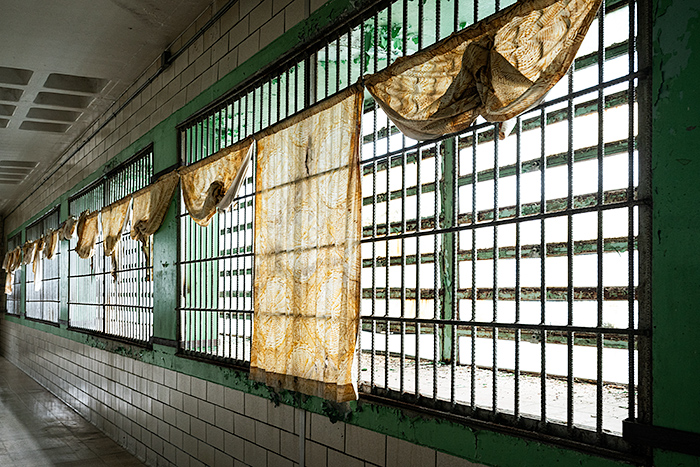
[0,355,146,466]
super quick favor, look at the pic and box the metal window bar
[177,0,646,452]
[25,208,61,323]
[68,150,153,341]
[5,233,22,315]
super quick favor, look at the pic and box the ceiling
[0,0,214,217]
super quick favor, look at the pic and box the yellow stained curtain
[21,241,36,266]
[365,0,603,140]
[179,138,255,227]
[43,229,60,260]
[250,85,363,402]
[101,197,131,281]
[75,211,100,259]
[3,248,21,295]
[130,171,179,279]
[59,216,77,241]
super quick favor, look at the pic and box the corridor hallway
[0,355,145,466]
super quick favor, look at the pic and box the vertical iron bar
[492,124,499,413]
[597,0,606,436]
[567,65,575,430]
[540,107,547,424]
[514,117,522,419]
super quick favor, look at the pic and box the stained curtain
[130,171,179,279]
[75,211,100,259]
[101,197,131,281]
[3,248,21,295]
[59,216,77,241]
[21,241,36,265]
[43,229,60,260]
[179,138,255,227]
[250,85,363,402]
[365,0,603,141]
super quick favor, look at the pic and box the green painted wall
[3,0,700,465]
[651,0,700,465]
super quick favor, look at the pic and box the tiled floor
[0,355,146,466]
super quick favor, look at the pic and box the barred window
[25,208,61,323]
[178,0,646,451]
[5,232,22,316]
[68,149,154,341]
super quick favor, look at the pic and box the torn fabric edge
[364,0,603,141]
[179,138,255,227]
[75,211,100,259]
[250,84,363,402]
[101,197,132,281]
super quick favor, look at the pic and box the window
[5,233,22,316]
[178,0,646,451]
[68,149,154,341]
[25,208,60,323]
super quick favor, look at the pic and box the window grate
[68,149,154,342]
[25,208,60,323]
[177,0,646,451]
[5,233,22,316]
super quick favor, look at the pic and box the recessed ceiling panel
[0,160,39,168]
[19,121,71,133]
[0,167,33,175]
[0,87,23,102]
[34,92,93,108]
[44,73,109,94]
[0,66,33,85]
[0,178,23,185]
[27,108,81,122]
[0,118,8,128]
[0,104,16,116]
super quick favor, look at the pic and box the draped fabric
[32,238,45,292]
[101,197,131,281]
[2,248,21,295]
[131,171,179,244]
[59,216,77,241]
[365,0,603,141]
[75,211,100,259]
[43,229,60,260]
[179,139,255,227]
[250,85,363,402]
[22,242,36,266]
[131,171,179,280]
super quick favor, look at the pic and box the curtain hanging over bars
[179,138,255,227]
[43,229,60,260]
[250,85,363,402]
[59,216,77,241]
[365,0,603,141]
[75,211,100,259]
[101,197,132,281]
[2,248,21,295]
[130,171,179,279]
[21,241,36,266]
[32,237,45,292]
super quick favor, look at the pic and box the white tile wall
[0,320,485,467]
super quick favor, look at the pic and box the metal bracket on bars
[623,419,700,456]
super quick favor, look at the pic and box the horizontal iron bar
[359,316,644,336]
